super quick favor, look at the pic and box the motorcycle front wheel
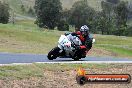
[47,47,60,60]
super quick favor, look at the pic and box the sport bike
[47,34,95,61]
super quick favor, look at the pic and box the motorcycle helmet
[80,25,89,37]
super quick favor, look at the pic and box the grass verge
[0,63,110,80]
[94,34,132,58]
[0,20,131,58]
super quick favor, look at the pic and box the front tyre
[47,47,60,60]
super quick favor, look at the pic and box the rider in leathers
[65,25,92,51]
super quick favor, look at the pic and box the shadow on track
[53,59,86,61]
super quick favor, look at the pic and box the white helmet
[80,25,89,37]
[80,25,89,32]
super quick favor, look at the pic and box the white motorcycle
[47,34,95,61]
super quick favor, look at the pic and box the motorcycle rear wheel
[72,50,85,61]
[72,55,81,61]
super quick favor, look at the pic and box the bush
[124,26,132,36]
[57,20,69,31]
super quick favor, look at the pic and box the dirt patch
[0,37,49,54]
[87,47,118,57]
[0,64,132,88]
[0,80,4,88]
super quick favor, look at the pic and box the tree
[57,20,69,31]
[28,7,35,16]
[106,0,120,4]
[95,12,107,34]
[127,2,132,19]
[69,0,95,30]
[21,5,25,14]
[34,0,62,29]
[61,9,71,22]
[125,26,132,36]
[100,0,120,35]
[114,1,128,36]
[0,1,9,24]
[100,0,130,36]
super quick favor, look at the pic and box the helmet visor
[81,31,88,36]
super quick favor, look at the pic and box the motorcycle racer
[65,25,92,51]
[47,25,94,61]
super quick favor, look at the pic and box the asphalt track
[0,52,132,65]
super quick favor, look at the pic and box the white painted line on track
[0,61,132,66]
[36,61,132,64]
[0,63,32,66]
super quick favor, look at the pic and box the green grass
[96,45,132,56]
[0,20,64,54]
[94,34,132,57]
[0,64,43,80]
[0,20,132,57]
[0,63,110,80]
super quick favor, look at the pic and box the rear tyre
[47,47,60,60]
[72,54,81,61]
[72,50,81,61]
[72,56,81,61]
